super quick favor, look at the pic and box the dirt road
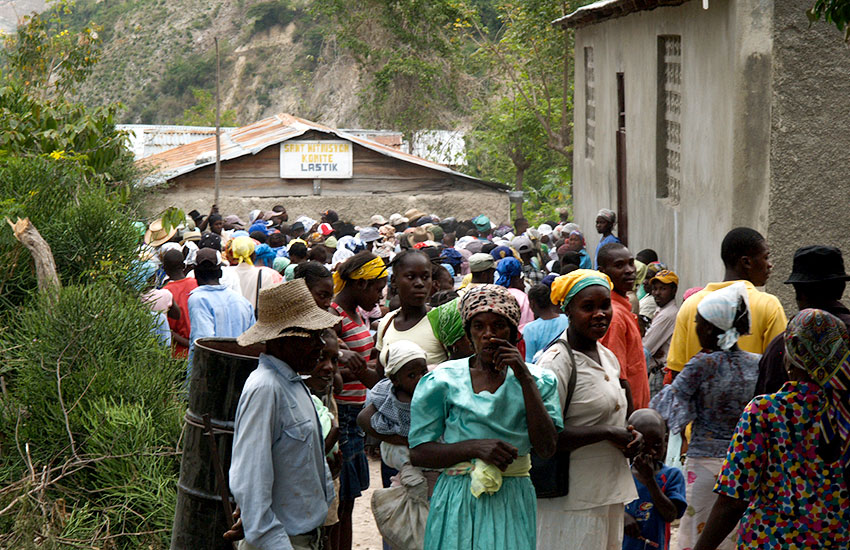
[351,456,384,550]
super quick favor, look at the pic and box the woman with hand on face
[535,269,643,550]
[409,285,562,550]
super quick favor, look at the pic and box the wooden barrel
[170,338,264,550]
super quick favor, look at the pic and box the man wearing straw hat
[229,279,341,550]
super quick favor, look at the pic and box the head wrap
[324,236,338,249]
[182,240,199,267]
[785,308,850,467]
[550,269,613,309]
[569,230,586,247]
[472,215,491,232]
[380,340,427,376]
[254,243,276,267]
[440,247,463,273]
[231,236,256,265]
[596,208,617,224]
[345,237,368,254]
[248,222,271,235]
[563,223,580,235]
[428,298,465,346]
[460,284,521,328]
[332,256,387,294]
[696,281,751,350]
[495,257,522,287]
[440,263,456,278]
[541,273,558,288]
[634,260,648,290]
[273,256,291,274]
[651,269,679,286]
[490,245,518,262]
[231,230,249,239]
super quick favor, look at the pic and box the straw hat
[404,208,427,224]
[410,226,434,244]
[236,279,340,346]
[144,218,178,247]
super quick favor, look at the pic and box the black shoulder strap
[555,338,578,417]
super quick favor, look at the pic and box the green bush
[0,157,142,310]
[0,281,184,548]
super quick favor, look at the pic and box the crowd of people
[135,204,850,550]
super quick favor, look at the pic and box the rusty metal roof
[139,113,504,189]
[553,0,690,29]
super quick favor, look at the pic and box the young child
[306,329,344,550]
[357,339,428,470]
[623,409,687,550]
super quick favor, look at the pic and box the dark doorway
[616,72,628,246]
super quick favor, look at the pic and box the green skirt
[424,473,537,550]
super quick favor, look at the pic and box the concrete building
[141,114,507,225]
[557,0,850,308]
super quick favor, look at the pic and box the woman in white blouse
[536,269,643,550]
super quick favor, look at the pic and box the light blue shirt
[523,315,570,363]
[230,354,334,550]
[186,284,255,375]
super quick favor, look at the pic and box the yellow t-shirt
[665,280,788,372]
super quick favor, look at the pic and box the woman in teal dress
[409,284,563,550]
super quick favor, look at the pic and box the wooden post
[214,37,222,207]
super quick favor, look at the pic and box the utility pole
[214,37,221,207]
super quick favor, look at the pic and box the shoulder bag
[529,338,578,499]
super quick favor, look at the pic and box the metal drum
[170,338,264,550]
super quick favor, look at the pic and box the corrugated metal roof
[139,113,503,189]
[118,124,239,160]
[553,0,690,29]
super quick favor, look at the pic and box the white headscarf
[182,240,199,267]
[697,281,751,350]
[379,340,426,376]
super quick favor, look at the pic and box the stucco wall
[766,3,850,310]
[571,0,772,295]
[143,189,510,228]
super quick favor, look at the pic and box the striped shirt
[331,302,374,405]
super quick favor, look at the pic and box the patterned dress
[714,380,850,548]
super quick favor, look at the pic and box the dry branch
[5,217,61,293]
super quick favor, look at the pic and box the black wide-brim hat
[784,245,850,284]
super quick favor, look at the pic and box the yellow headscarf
[550,269,613,308]
[231,236,256,265]
[332,256,387,294]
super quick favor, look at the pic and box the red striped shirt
[331,303,373,404]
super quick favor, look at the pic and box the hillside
[59,0,376,127]
[0,0,45,32]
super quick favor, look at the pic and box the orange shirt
[600,291,650,409]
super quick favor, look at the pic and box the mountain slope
[63,0,367,126]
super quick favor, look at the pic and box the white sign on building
[280,140,353,179]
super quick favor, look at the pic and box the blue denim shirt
[229,354,334,550]
[186,285,255,376]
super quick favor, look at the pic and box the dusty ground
[351,456,384,550]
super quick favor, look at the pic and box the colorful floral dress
[714,381,850,548]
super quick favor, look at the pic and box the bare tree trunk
[6,218,61,294]
[514,166,526,220]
